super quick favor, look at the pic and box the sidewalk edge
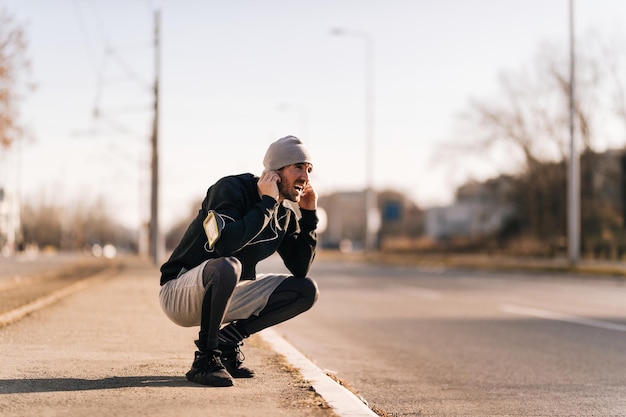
[259,328,378,417]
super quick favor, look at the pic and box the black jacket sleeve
[205,177,278,256]
[278,208,318,277]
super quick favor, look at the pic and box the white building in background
[0,186,21,255]
[425,201,513,240]
[425,177,515,241]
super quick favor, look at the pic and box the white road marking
[500,304,626,333]
[260,328,378,417]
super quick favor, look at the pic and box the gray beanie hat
[263,136,313,171]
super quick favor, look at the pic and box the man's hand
[299,183,317,211]
[258,170,280,201]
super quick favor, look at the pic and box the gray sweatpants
[159,259,288,328]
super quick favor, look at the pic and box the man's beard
[278,178,302,203]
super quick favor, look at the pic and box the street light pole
[331,27,378,252]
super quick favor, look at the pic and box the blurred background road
[0,252,87,286]
[0,251,118,319]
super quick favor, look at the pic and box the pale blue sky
[2,0,626,229]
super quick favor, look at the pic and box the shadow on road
[0,375,203,394]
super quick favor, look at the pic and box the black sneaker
[186,350,233,387]
[219,342,255,378]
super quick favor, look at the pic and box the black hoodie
[160,173,317,285]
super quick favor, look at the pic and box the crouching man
[159,136,319,387]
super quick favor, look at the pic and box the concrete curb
[260,328,378,417]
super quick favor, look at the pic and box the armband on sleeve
[203,210,222,249]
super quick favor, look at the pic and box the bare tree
[21,194,136,251]
[0,7,32,149]
[439,31,626,255]
[444,31,624,175]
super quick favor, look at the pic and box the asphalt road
[0,252,89,285]
[0,253,117,321]
[265,257,626,416]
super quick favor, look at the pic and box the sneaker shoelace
[233,344,245,366]
[222,343,245,367]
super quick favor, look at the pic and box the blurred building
[318,189,424,250]
[320,149,626,256]
[0,186,21,255]
[425,177,515,241]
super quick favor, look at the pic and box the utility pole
[567,0,580,265]
[149,10,161,265]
